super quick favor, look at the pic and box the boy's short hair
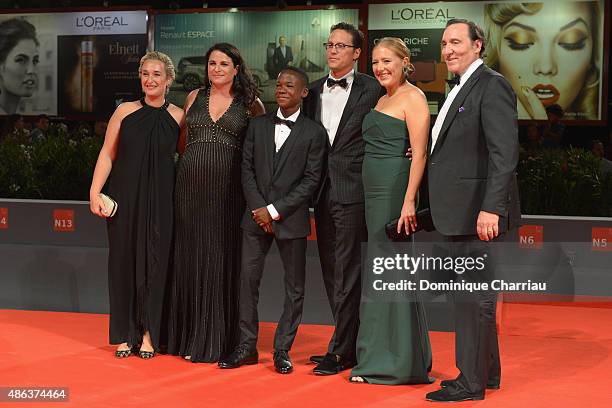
[279,66,309,88]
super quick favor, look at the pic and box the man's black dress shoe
[313,353,355,376]
[218,346,258,369]
[273,350,293,374]
[309,355,324,364]
[426,386,485,402]
[440,379,500,390]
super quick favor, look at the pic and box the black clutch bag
[385,208,435,242]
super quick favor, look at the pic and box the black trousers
[314,182,367,361]
[447,234,502,394]
[238,230,307,352]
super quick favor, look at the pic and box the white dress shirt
[320,69,354,146]
[430,59,483,153]
[267,108,301,220]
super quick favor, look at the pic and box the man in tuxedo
[218,67,326,374]
[272,36,293,76]
[302,22,382,375]
[425,19,520,402]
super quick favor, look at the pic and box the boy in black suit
[218,67,326,374]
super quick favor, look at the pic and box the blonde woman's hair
[484,2,600,119]
[139,51,176,82]
[373,37,415,80]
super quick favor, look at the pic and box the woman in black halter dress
[90,52,184,359]
[167,43,264,362]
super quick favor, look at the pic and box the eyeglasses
[323,42,356,51]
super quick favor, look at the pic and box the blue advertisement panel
[155,9,359,109]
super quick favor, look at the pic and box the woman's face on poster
[497,2,593,113]
[0,39,39,98]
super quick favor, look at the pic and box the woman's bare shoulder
[167,103,185,126]
[114,100,142,121]
[402,83,427,101]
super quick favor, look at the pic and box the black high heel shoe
[138,348,155,359]
[115,345,135,358]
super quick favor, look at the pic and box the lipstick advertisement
[368,0,605,121]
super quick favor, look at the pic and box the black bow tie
[326,77,348,89]
[274,116,295,128]
[446,75,461,87]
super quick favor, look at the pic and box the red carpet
[1,304,612,407]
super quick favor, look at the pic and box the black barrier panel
[1,200,611,330]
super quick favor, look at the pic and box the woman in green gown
[350,38,433,385]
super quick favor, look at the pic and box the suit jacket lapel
[306,77,325,122]
[305,77,331,150]
[333,74,365,150]
[263,113,276,179]
[432,65,485,156]
[273,113,304,179]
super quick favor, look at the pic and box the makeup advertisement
[57,35,147,116]
[0,11,147,117]
[154,9,359,110]
[368,0,605,121]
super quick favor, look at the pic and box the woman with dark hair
[0,18,39,115]
[167,43,265,363]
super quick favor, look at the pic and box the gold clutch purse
[98,193,118,217]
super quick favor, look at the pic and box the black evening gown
[106,98,179,350]
[167,88,249,362]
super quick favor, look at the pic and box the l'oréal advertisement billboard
[369,1,605,121]
[0,11,147,117]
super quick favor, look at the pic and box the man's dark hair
[279,66,309,88]
[330,22,364,50]
[36,114,49,122]
[446,18,486,57]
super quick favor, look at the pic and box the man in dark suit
[302,22,382,375]
[218,67,326,374]
[272,36,293,76]
[425,19,520,402]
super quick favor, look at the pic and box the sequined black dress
[106,98,179,350]
[167,88,249,362]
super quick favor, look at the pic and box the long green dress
[350,109,433,385]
